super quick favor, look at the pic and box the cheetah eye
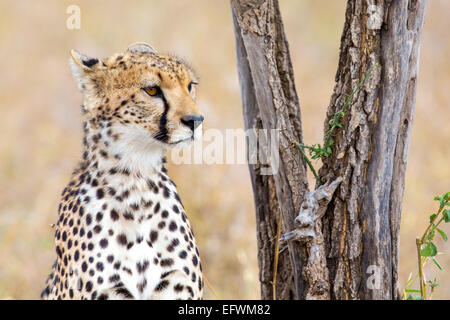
[143,86,160,97]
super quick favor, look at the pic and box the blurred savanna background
[0,0,449,299]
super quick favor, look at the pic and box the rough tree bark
[231,0,426,300]
[231,0,309,300]
[318,0,426,300]
[280,177,343,300]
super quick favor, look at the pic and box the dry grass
[0,0,448,299]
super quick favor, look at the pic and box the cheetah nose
[181,115,204,131]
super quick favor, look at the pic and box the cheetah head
[69,43,203,153]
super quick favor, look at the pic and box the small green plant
[293,64,379,185]
[402,192,450,300]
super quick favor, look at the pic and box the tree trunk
[318,0,426,300]
[231,0,426,300]
[231,0,309,299]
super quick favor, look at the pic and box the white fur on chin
[100,122,201,174]
[102,123,165,174]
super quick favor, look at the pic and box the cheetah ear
[70,49,99,69]
[69,49,99,94]
[127,42,157,54]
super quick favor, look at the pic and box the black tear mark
[154,93,170,142]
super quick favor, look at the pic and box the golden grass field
[0,0,448,299]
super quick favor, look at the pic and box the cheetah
[41,43,204,300]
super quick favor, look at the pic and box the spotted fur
[41,43,204,300]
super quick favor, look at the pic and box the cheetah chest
[62,172,202,299]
